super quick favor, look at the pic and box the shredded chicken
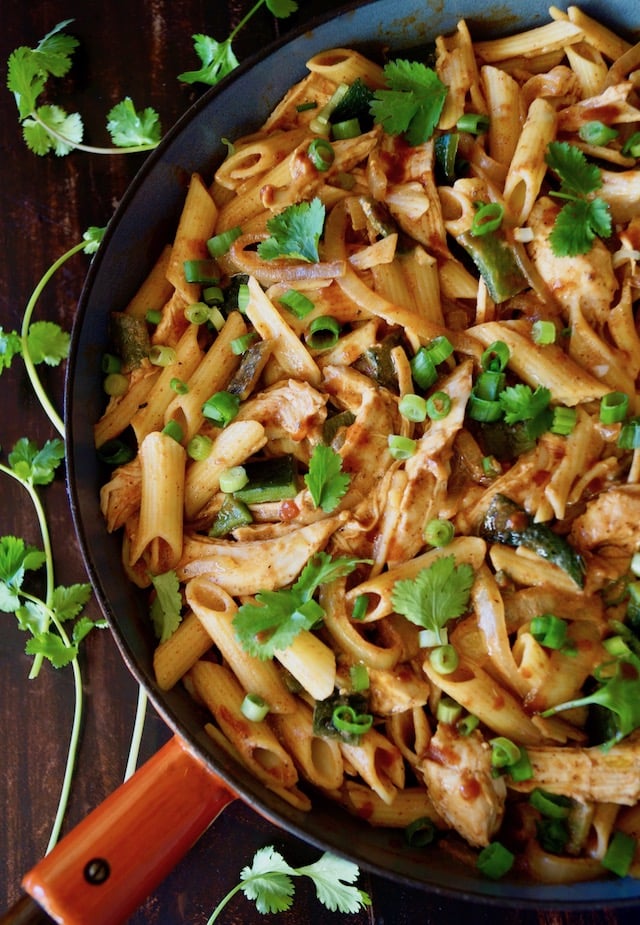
[569,485,640,555]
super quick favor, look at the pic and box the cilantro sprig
[0,438,104,853]
[304,444,351,512]
[258,198,326,262]
[233,551,363,659]
[370,59,447,146]
[178,0,298,87]
[7,20,161,156]
[391,554,475,646]
[206,845,371,923]
[544,141,612,257]
[0,226,105,436]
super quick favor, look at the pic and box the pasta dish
[95,4,640,883]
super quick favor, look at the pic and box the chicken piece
[527,196,617,326]
[418,724,506,847]
[235,378,327,457]
[509,734,640,805]
[569,485,640,555]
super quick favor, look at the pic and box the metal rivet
[84,857,111,885]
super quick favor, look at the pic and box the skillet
[6,0,640,921]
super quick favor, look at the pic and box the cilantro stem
[229,0,270,45]
[29,110,159,156]
[206,881,245,924]
[21,240,88,437]
[124,684,148,780]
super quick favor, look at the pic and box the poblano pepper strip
[480,493,585,587]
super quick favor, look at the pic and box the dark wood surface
[1,2,639,923]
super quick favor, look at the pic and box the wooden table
[1,1,638,923]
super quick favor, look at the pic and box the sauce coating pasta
[96,6,640,883]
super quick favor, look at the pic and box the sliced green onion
[426,391,451,420]
[170,377,189,395]
[203,284,224,306]
[529,789,572,819]
[490,736,521,769]
[600,391,629,424]
[207,305,226,332]
[162,419,184,442]
[430,645,459,675]
[183,258,219,285]
[531,319,556,345]
[296,100,318,112]
[578,120,619,146]
[419,628,446,648]
[331,704,373,736]
[473,369,505,401]
[530,614,569,650]
[467,393,503,422]
[537,816,569,854]
[187,434,213,461]
[307,137,335,171]
[602,830,637,877]
[477,842,514,879]
[202,390,241,426]
[622,131,640,158]
[241,693,269,722]
[388,434,417,459]
[207,226,242,259]
[97,438,135,465]
[101,353,122,374]
[237,283,250,313]
[457,112,490,134]
[550,406,577,436]
[306,315,341,349]
[332,117,361,139]
[231,332,258,355]
[351,593,369,621]
[424,518,455,547]
[145,308,162,325]
[279,288,315,319]
[603,635,633,659]
[405,816,437,848]
[457,713,479,736]
[427,335,454,365]
[482,455,502,478]
[410,347,437,389]
[310,82,350,135]
[350,663,370,692]
[219,465,249,493]
[149,344,177,367]
[399,393,428,422]
[436,694,462,724]
[618,417,640,449]
[507,746,533,782]
[471,201,505,236]
[481,340,510,372]
[103,372,129,397]
[185,302,211,325]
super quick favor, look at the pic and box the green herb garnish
[370,59,447,146]
[545,141,612,257]
[391,554,475,646]
[304,444,351,512]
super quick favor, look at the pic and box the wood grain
[1,2,638,922]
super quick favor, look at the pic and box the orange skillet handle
[16,735,237,925]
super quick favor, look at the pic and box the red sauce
[460,776,481,801]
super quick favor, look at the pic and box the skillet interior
[65,0,640,906]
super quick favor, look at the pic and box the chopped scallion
[162,419,184,442]
[477,842,514,879]
[618,416,640,449]
[529,789,572,819]
[427,335,454,365]
[471,201,504,236]
[101,353,121,374]
[240,693,269,722]
[187,434,213,461]
[426,391,451,420]
[170,377,189,395]
[530,613,569,650]
[231,332,258,355]
[405,816,437,848]
[600,391,629,424]
[457,112,490,134]
[306,314,340,349]
[202,390,240,426]
[207,226,242,259]
[410,347,437,389]
[601,830,637,877]
[387,434,417,459]
[185,302,211,325]
[430,644,459,675]
[424,518,455,547]
[490,736,521,769]
[550,405,577,436]
[351,593,369,621]
[331,704,373,736]
[149,344,176,367]
[307,137,335,171]
[531,319,556,345]
[332,117,361,139]
[183,258,219,285]
[103,372,129,397]
[399,393,427,422]
[481,340,510,372]
[579,120,619,146]
[145,308,162,325]
[279,288,315,319]
[219,465,248,493]
[350,663,370,692]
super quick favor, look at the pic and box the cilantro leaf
[0,536,46,611]
[26,321,70,366]
[548,198,612,258]
[258,198,326,263]
[239,846,297,914]
[0,328,22,372]
[8,437,65,486]
[23,105,84,156]
[233,552,362,659]
[542,659,640,750]
[7,21,78,118]
[297,852,372,914]
[391,554,474,645]
[25,631,77,668]
[177,35,239,86]
[82,225,106,254]
[304,444,350,512]
[370,59,447,146]
[52,583,93,623]
[266,0,299,16]
[545,141,602,197]
[498,384,551,425]
[106,97,162,147]
[150,570,183,642]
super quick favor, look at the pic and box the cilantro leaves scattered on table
[206,844,371,923]
[305,444,351,512]
[391,554,474,645]
[544,141,612,257]
[233,552,363,659]
[7,20,161,156]
[370,59,447,146]
[258,198,326,262]
[179,0,299,87]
